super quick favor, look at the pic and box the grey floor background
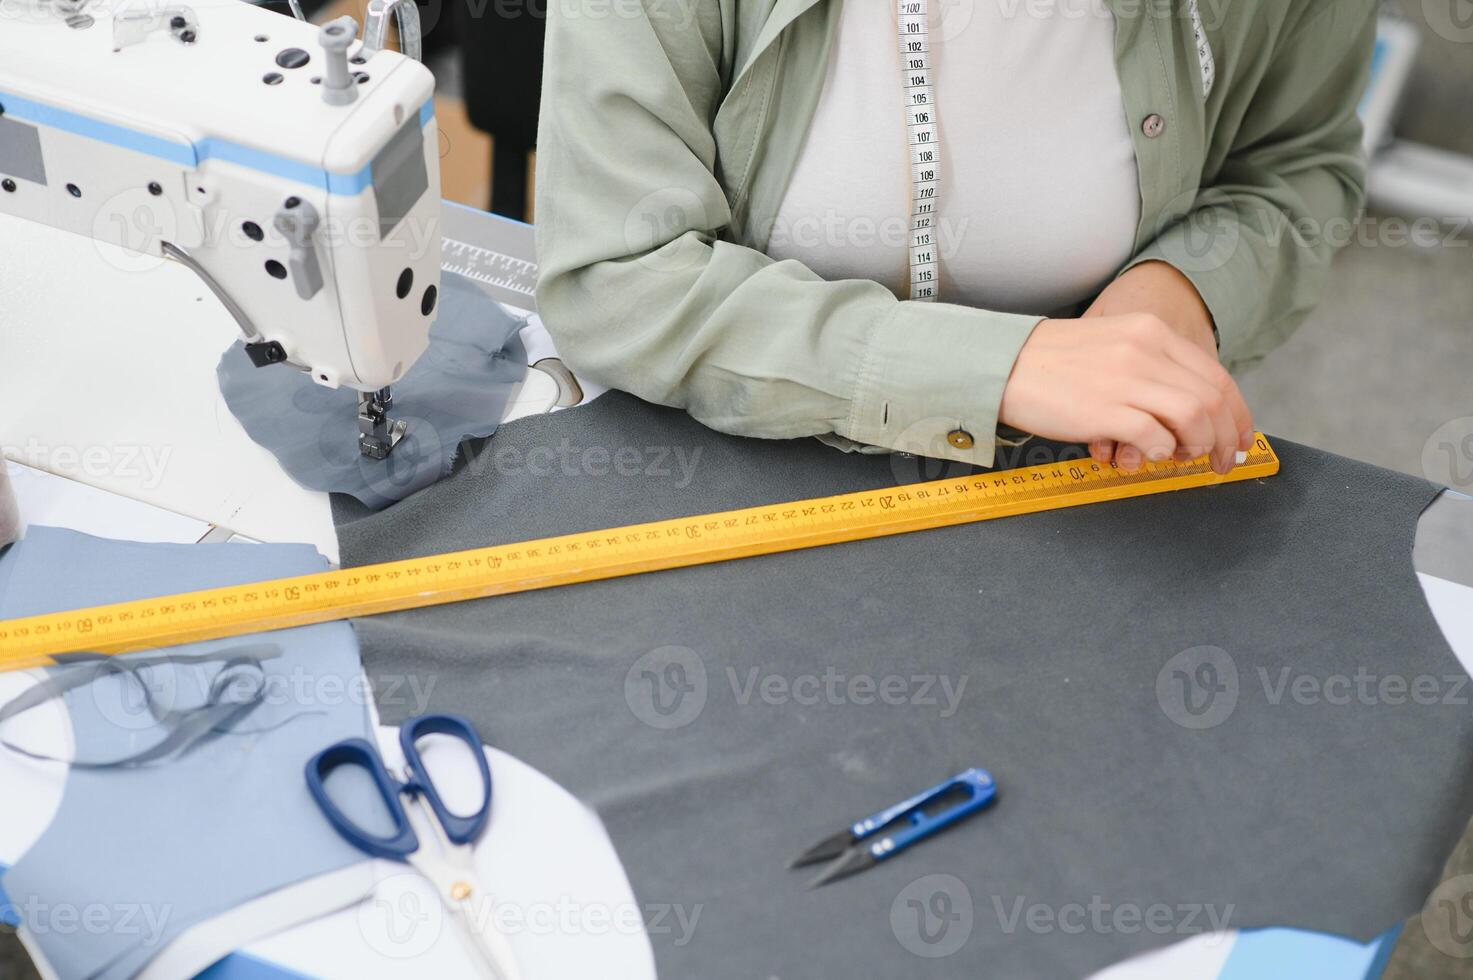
[0,5,1466,978]
[1242,0,1472,480]
[1237,217,1471,480]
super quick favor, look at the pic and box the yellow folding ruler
[0,437,1280,671]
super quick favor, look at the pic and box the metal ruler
[0,438,1280,671]
[439,203,539,310]
[897,0,940,301]
[442,237,538,306]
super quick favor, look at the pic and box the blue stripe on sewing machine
[0,90,434,196]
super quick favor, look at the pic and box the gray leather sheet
[333,391,1473,979]
[219,273,528,510]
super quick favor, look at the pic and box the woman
[533,0,1374,474]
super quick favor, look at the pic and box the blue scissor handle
[858,768,996,860]
[306,738,420,860]
[399,713,492,846]
[306,714,492,860]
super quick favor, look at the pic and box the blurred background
[1237,1,1473,479]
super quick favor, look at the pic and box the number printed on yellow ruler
[0,437,1281,671]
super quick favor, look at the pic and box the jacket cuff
[846,301,1043,468]
[1125,211,1256,363]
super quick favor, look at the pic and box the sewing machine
[0,0,438,458]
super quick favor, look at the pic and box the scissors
[789,769,997,887]
[306,714,522,980]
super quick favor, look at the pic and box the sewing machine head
[0,0,440,457]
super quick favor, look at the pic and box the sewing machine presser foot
[358,387,407,459]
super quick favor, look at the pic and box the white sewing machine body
[0,0,440,395]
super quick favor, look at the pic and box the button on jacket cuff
[845,302,1043,469]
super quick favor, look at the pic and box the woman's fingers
[1101,324,1231,472]
[1119,445,1155,470]
[1101,408,1177,469]
[1118,379,1220,466]
[996,316,1260,475]
[1157,328,1255,452]
[1137,360,1242,473]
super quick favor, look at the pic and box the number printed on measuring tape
[896,0,939,302]
[1188,0,1215,98]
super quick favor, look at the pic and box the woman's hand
[998,315,1255,475]
[1084,261,1218,356]
[1077,261,1232,468]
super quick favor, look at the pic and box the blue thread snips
[789,769,998,887]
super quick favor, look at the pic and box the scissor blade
[808,845,877,888]
[404,845,521,980]
[447,894,525,980]
[789,829,857,869]
[404,842,475,899]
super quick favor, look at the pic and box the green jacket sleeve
[1129,1,1376,370]
[533,3,1041,467]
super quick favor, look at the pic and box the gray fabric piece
[333,391,1473,979]
[0,528,374,980]
[218,272,529,510]
[0,646,284,768]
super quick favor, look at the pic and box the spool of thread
[319,17,359,106]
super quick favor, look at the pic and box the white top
[767,0,1143,316]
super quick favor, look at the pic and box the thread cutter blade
[791,768,998,888]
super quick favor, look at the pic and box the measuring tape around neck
[0,437,1280,671]
[897,0,940,302]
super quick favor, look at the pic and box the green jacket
[535,0,1375,466]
